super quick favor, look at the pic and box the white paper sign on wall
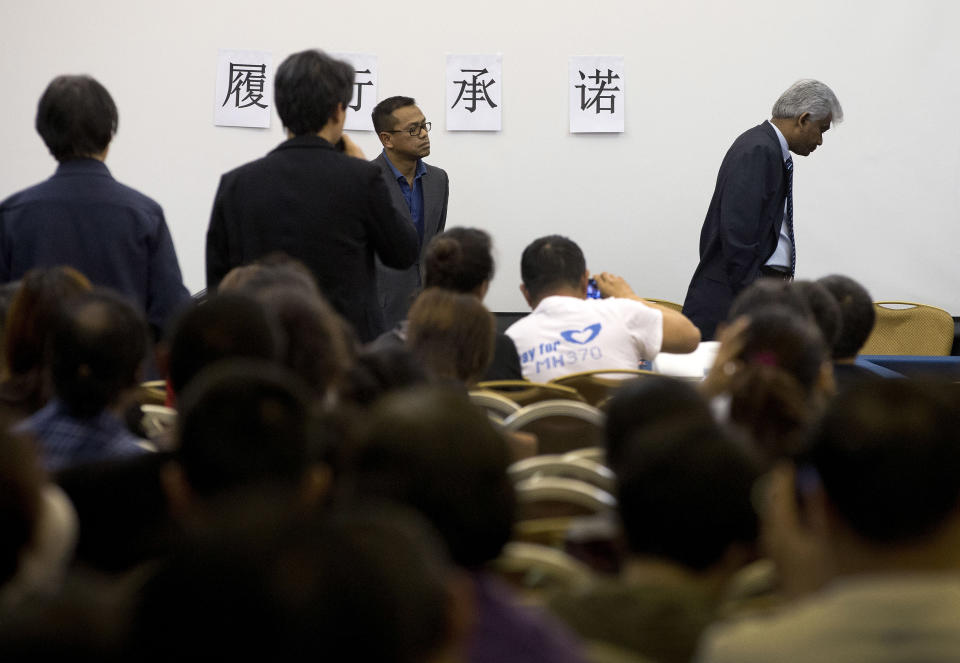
[569,55,625,133]
[332,52,378,132]
[214,49,273,128]
[446,54,502,131]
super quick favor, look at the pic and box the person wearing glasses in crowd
[371,97,449,329]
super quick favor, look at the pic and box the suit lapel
[375,153,414,225]
[421,166,442,239]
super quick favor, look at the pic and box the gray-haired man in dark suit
[372,96,449,329]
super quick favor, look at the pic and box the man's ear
[378,131,392,148]
[519,284,534,309]
[796,111,811,128]
[579,270,590,295]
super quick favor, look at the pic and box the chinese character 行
[350,69,374,111]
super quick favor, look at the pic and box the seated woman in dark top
[370,227,522,381]
[0,267,91,421]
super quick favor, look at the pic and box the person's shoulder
[106,177,164,215]
[423,161,448,178]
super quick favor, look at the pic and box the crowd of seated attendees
[0,229,957,662]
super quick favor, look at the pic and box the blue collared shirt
[764,120,793,271]
[18,398,150,472]
[382,151,427,245]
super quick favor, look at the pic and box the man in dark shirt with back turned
[0,75,190,338]
[206,50,418,342]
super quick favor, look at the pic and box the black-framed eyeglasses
[385,122,431,136]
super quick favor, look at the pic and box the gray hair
[771,79,843,123]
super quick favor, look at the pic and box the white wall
[2,0,958,313]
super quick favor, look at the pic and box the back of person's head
[617,419,760,571]
[520,235,586,302]
[804,379,960,544]
[274,49,354,136]
[604,376,714,473]
[727,278,810,322]
[175,360,316,500]
[347,386,515,568]
[166,293,278,396]
[339,346,429,408]
[4,267,91,378]
[35,75,118,162]
[791,280,841,352]
[771,79,843,122]
[371,95,417,134]
[817,274,875,360]
[406,288,495,386]
[218,256,318,297]
[130,505,455,663]
[726,306,830,463]
[50,289,147,418]
[423,227,495,294]
[255,286,353,397]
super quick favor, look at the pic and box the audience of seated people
[371,227,523,380]
[1,74,958,661]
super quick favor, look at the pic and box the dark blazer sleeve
[362,165,419,270]
[436,168,449,235]
[205,174,233,289]
[718,144,783,293]
[145,209,191,334]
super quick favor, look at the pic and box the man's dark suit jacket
[372,152,449,329]
[206,135,419,343]
[0,159,190,335]
[682,122,790,340]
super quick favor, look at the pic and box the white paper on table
[446,54,502,131]
[569,55,625,133]
[214,49,273,128]
[331,52,378,132]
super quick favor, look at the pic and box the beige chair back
[475,380,585,406]
[550,368,658,407]
[860,301,955,356]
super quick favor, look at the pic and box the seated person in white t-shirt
[505,235,700,382]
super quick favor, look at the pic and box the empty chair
[641,298,683,313]
[860,301,955,356]
[550,369,657,407]
[469,389,522,419]
[514,475,616,520]
[503,400,604,455]
[509,454,615,492]
[562,447,606,464]
[475,380,585,406]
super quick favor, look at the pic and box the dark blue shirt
[381,151,427,245]
[0,159,190,333]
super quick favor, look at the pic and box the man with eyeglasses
[371,96,449,329]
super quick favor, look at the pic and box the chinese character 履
[222,63,268,109]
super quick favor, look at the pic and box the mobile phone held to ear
[587,278,602,300]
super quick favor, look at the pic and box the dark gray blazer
[373,152,449,329]
[681,122,789,340]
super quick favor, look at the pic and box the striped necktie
[785,156,795,277]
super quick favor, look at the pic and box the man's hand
[592,272,638,299]
[340,134,366,160]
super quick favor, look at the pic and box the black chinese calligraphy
[451,68,498,113]
[576,69,620,114]
[222,63,268,109]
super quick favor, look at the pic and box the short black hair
[520,235,586,302]
[274,50,354,136]
[166,294,278,396]
[604,376,714,473]
[804,379,960,544]
[176,360,315,499]
[424,227,495,293]
[35,75,118,162]
[817,274,875,359]
[372,95,416,134]
[792,280,841,351]
[617,419,760,570]
[727,278,810,322]
[129,505,453,663]
[347,386,515,568]
[51,289,148,418]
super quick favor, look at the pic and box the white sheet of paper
[446,54,502,131]
[332,52,378,132]
[569,56,625,133]
[214,49,272,128]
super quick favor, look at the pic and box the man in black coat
[206,50,418,343]
[682,80,842,341]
